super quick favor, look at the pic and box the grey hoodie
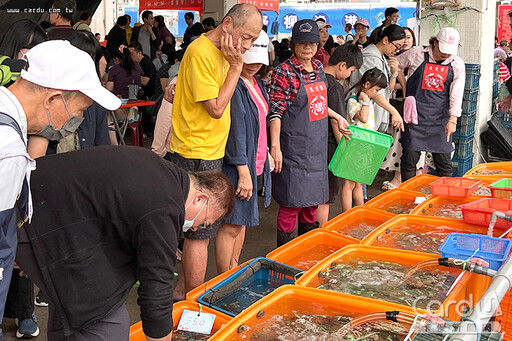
[349,44,391,132]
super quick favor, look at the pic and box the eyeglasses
[297,42,318,48]
[200,200,209,229]
[391,41,403,52]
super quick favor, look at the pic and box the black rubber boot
[298,221,320,236]
[276,229,295,247]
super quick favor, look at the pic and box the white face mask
[182,199,207,233]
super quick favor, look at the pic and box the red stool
[128,120,144,146]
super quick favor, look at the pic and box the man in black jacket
[16,146,234,341]
[131,10,162,60]
[106,16,129,57]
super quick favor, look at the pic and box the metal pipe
[449,253,512,341]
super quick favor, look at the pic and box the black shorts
[327,142,341,204]
[165,152,223,239]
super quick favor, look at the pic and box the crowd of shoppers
[0,1,468,340]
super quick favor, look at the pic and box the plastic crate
[187,259,252,302]
[129,300,231,341]
[496,109,512,130]
[452,155,474,177]
[430,177,481,197]
[266,229,356,271]
[459,198,512,229]
[209,286,417,341]
[464,88,479,102]
[465,63,481,90]
[465,161,512,178]
[361,215,490,255]
[399,174,439,195]
[462,100,478,114]
[410,195,480,220]
[197,257,302,317]
[329,125,393,185]
[490,178,512,199]
[322,206,395,240]
[454,139,474,159]
[295,245,471,320]
[439,233,512,271]
[365,189,424,214]
[453,114,476,140]
[453,132,474,144]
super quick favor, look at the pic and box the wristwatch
[361,101,371,107]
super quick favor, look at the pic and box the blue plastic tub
[439,233,512,271]
[197,257,302,317]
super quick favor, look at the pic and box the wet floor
[1,151,390,340]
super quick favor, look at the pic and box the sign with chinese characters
[305,82,328,122]
[498,5,512,43]
[139,0,203,13]
[237,0,279,13]
[277,3,416,36]
[422,63,448,92]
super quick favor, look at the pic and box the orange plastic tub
[360,215,490,254]
[410,195,481,221]
[430,177,481,197]
[129,300,231,341]
[459,198,512,229]
[266,229,356,271]
[322,206,395,241]
[186,259,252,302]
[209,285,417,341]
[465,161,512,178]
[399,174,439,195]
[365,189,426,214]
[296,245,471,320]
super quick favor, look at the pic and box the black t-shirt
[326,73,346,145]
[26,146,189,338]
[139,56,157,99]
[47,25,74,40]
[356,39,372,50]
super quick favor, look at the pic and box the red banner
[139,0,203,13]
[498,5,512,42]
[237,0,279,13]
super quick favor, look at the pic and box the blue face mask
[183,199,207,233]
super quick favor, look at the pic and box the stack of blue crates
[452,63,481,176]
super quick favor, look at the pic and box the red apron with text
[401,52,455,154]
[272,64,329,207]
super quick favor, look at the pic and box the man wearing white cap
[0,39,120,335]
[395,27,465,181]
[217,30,273,274]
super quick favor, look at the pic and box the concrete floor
[0,143,389,340]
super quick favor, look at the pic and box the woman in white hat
[216,30,274,273]
[395,27,465,181]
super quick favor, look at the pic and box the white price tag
[177,309,216,335]
[414,196,427,204]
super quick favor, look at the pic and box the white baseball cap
[21,40,121,110]
[242,30,269,66]
[436,27,460,56]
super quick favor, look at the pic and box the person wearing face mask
[368,7,399,45]
[0,40,120,339]
[16,146,235,341]
[396,27,465,181]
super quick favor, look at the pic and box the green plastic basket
[329,126,393,185]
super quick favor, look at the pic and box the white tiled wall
[419,0,497,164]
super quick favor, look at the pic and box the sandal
[381,181,398,191]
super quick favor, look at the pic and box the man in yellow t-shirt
[167,3,262,301]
